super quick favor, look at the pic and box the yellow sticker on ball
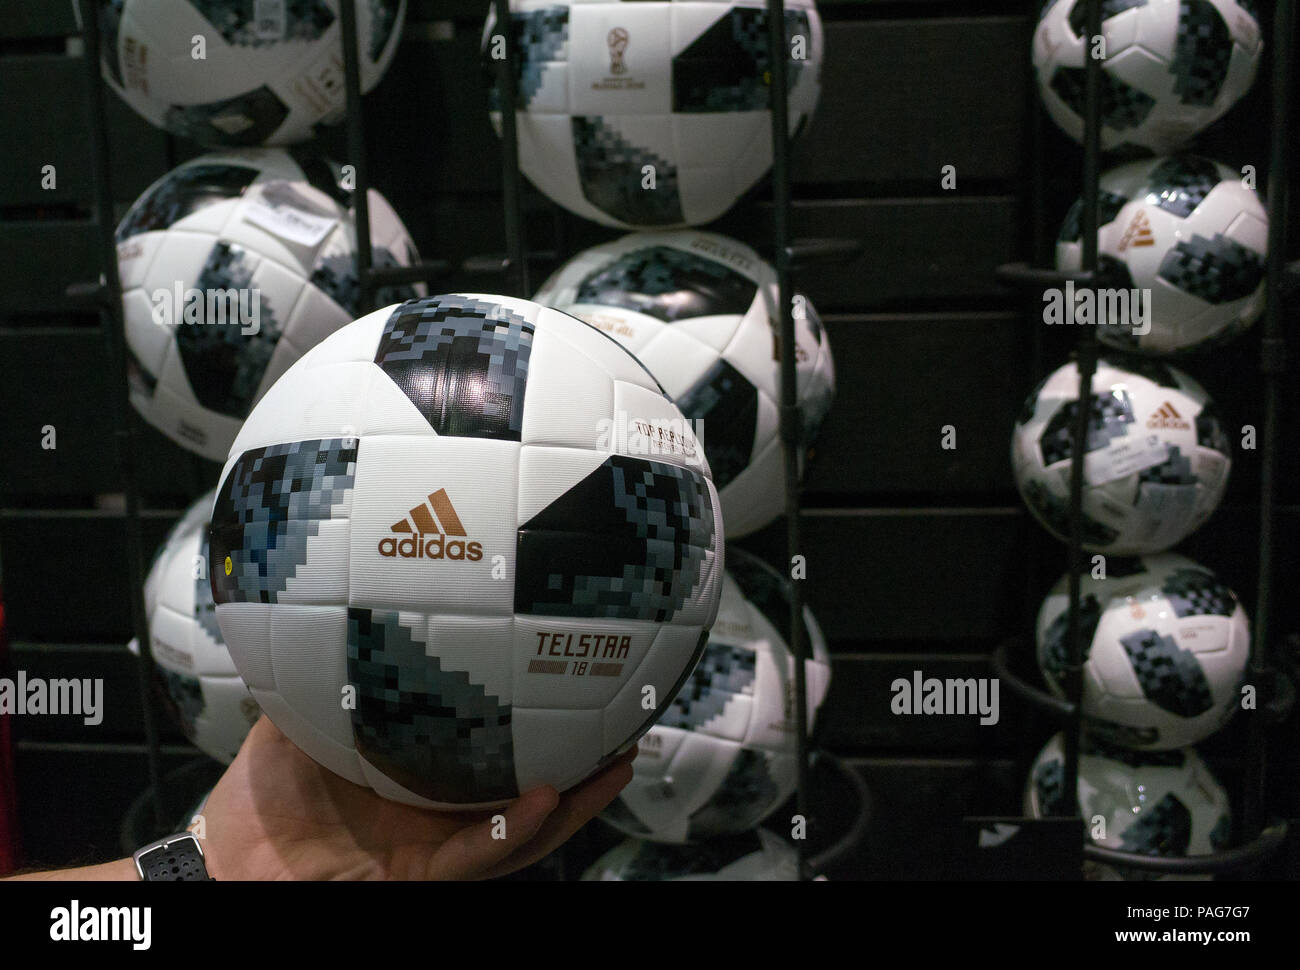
[224,556,233,576]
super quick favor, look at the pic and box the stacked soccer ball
[1015,0,1265,878]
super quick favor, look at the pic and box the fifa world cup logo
[607,28,629,74]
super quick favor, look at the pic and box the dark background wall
[1,0,1296,878]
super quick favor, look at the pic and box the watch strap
[133,833,214,881]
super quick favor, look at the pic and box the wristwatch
[132,833,214,881]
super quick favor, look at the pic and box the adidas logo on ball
[378,489,483,561]
[1147,402,1190,431]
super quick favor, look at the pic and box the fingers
[427,785,560,881]
[477,748,637,879]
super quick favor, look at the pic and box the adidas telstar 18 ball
[1057,155,1267,354]
[1012,357,1231,554]
[485,0,822,228]
[582,828,798,881]
[144,490,259,764]
[94,0,406,146]
[118,148,422,462]
[208,294,724,808]
[534,230,835,538]
[1026,733,1231,869]
[601,547,830,843]
[1036,553,1248,749]
[1032,0,1262,153]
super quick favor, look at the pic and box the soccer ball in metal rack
[484,0,823,228]
[118,147,423,462]
[1011,356,1231,555]
[92,0,407,146]
[208,293,724,809]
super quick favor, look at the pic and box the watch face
[135,835,212,881]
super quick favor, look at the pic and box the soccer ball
[484,0,823,228]
[582,828,798,880]
[94,0,407,146]
[208,293,724,808]
[1057,155,1267,354]
[1036,553,1248,749]
[144,490,258,764]
[1026,733,1231,870]
[601,546,830,843]
[118,148,422,462]
[1032,0,1262,153]
[1012,356,1231,554]
[534,230,835,538]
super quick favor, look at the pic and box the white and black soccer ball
[208,294,724,809]
[582,828,798,880]
[534,230,835,538]
[1012,356,1231,555]
[1026,733,1232,875]
[484,0,823,229]
[143,490,259,764]
[1036,553,1248,749]
[118,148,423,462]
[1032,0,1262,153]
[92,0,406,146]
[1057,154,1267,354]
[601,547,830,843]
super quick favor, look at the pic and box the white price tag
[254,0,286,41]
[1084,433,1169,486]
[244,189,337,248]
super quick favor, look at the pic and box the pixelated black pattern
[1022,478,1121,547]
[675,359,758,490]
[1108,354,1180,388]
[1162,567,1236,617]
[1171,0,1232,106]
[209,438,357,605]
[1158,233,1265,304]
[194,533,224,645]
[1041,593,1102,683]
[1120,628,1214,717]
[174,242,280,419]
[602,796,653,836]
[516,455,716,623]
[286,145,352,206]
[347,608,517,804]
[660,641,757,731]
[1083,733,1186,766]
[1086,718,1161,747]
[126,345,159,398]
[1033,756,1068,816]
[1137,445,1196,486]
[155,669,204,742]
[367,0,402,62]
[501,6,568,109]
[1017,373,1052,426]
[1067,0,1149,37]
[309,245,417,318]
[1209,812,1231,851]
[574,246,757,323]
[620,831,767,880]
[163,85,290,147]
[1196,404,1231,455]
[726,546,816,655]
[686,747,780,839]
[1058,191,1129,242]
[1118,793,1193,856]
[672,8,811,113]
[1145,155,1221,217]
[373,295,533,441]
[99,0,127,87]
[1050,67,1157,131]
[1039,388,1135,466]
[189,0,334,47]
[116,164,259,242]
[572,117,684,226]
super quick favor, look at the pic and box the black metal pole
[766,0,809,881]
[76,0,166,828]
[1243,0,1293,843]
[339,0,375,313]
[492,0,530,297]
[1059,0,1105,831]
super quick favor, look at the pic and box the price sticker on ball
[244,185,337,248]
[1084,434,1169,486]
